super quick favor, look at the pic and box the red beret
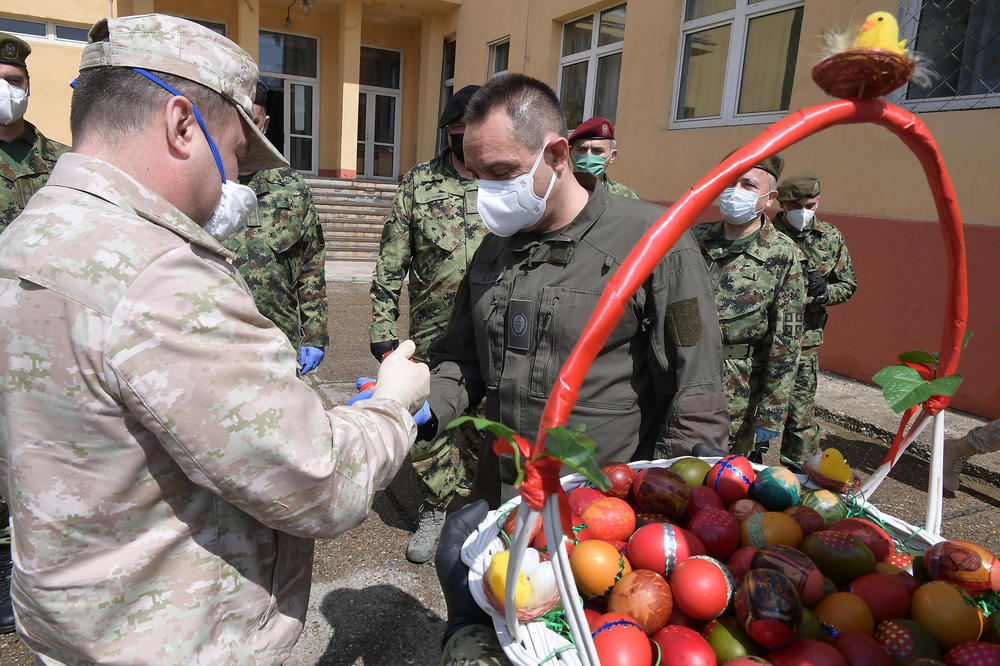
[569,116,615,143]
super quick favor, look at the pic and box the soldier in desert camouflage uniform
[773,171,857,464]
[0,32,69,234]
[568,116,639,200]
[693,155,805,458]
[369,84,486,563]
[0,15,428,663]
[223,83,329,374]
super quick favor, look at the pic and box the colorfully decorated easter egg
[703,617,762,664]
[741,512,804,549]
[607,569,673,635]
[688,508,742,560]
[632,467,691,520]
[847,572,911,620]
[875,618,942,662]
[813,591,876,636]
[924,540,1000,593]
[581,497,636,542]
[671,555,735,620]
[590,612,653,666]
[752,466,802,511]
[783,505,827,537]
[707,455,756,504]
[652,624,717,666]
[570,539,632,599]
[752,544,825,605]
[767,638,849,666]
[628,522,706,577]
[798,489,848,524]
[683,485,727,522]
[671,456,713,487]
[944,641,1000,666]
[829,517,895,562]
[911,581,984,649]
[601,462,637,500]
[735,568,801,649]
[833,632,894,666]
[798,530,876,586]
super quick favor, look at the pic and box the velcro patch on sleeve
[666,297,702,347]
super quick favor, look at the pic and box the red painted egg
[671,456,713,487]
[628,522,706,577]
[741,512,804,549]
[607,569,673,635]
[847,572,911,620]
[735,568,801,648]
[752,544,825,605]
[752,466,802,511]
[874,561,920,595]
[689,508,742,560]
[875,618,942,662]
[632,467,691,520]
[798,530,876,586]
[671,555,735,620]
[652,624,717,666]
[590,612,653,666]
[767,638,849,666]
[707,455,756,504]
[683,485,727,522]
[728,546,760,582]
[924,540,1000,593]
[581,497,636,542]
[731,498,768,524]
[568,487,605,516]
[829,517,896,562]
[813,591,875,637]
[583,606,603,631]
[911,581,984,649]
[798,489,848,524]
[601,462,637,500]
[833,632,894,666]
[569,539,632,599]
[767,638,852,666]
[944,641,1000,666]
[783,505,827,537]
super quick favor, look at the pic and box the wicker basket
[811,48,915,99]
[463,457,943,666]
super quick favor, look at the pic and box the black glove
[435,499,492,649]
[806,271,829,304]
[692,442,729,458]
[370,339,399,362]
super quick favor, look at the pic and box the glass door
[285,80,318,175]
[357,88,400,179]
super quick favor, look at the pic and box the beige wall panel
[6,0,109,24]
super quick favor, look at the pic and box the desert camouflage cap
[778,171,821,202]
[79,14,286,173]
[0,32,30,69]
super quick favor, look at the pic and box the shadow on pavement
[372,464,422,533]
[316,584,444,665]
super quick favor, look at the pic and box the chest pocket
[716,266,772,345]
[528,286,642,406]
[468,264,507,388]
[414,188,463,253]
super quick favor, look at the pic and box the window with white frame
[0,16,90,43]
[436,37,456,153]
[671,0,803,128]
[558,4,626,129]
[897,0,999,112]
[487,37,510,80]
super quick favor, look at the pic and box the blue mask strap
[132,67,226,184]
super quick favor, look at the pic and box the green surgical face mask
[573,153,608,176]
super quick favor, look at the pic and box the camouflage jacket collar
[241,166,289,197]
[46,153,235,260]
[427,147,474,185]
[504,178,608,258]
[772,211,835,238]
[0,121,60,182]
[702,216,780,263]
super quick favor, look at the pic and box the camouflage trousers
[411,417,482,509]
[781,345,820,465]
[723,357,764,455]
[440,625,508,666]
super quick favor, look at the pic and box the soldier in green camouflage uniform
[773,172,857,464]
[569,116,639,200]
[369,85,486,563]
[223,84,329,373]
[693,155,805,458]
[0,31,70,635]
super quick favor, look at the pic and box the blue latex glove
[298,346,325,374]
[346,376,429,424]
[755,426,779,444]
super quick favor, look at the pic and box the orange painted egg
[847,572,911,620]
[570,539,632,599]
[799,530,876,586]
[924,540,1000,593]
[741,511,803,549]
[581,497,636,542]
[911,581,984,649]
[799,489,847,524]
[607,569,673,635]
[813,591,875,637]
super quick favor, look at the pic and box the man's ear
[548,136,571,175]
[608,148,618,165]
[163,96,198,159]
[262,115,271,134]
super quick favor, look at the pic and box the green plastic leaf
[873,365,933,413]
[898,350,937,365]
[961,330,974,350]
[447,415,517,443]
[926,373,963,397]
[539,426,610,491]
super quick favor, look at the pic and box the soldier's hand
[806,271,829,304]
[298,346,325,374]
[370,339,399,362]
[372,340,430,414]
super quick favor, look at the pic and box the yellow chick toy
[851,11,908,54]
[805,447,854,492]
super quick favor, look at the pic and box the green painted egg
[798,489,848,524]
[798,530,876,586]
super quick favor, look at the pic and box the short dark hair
[70,66,233,147]
[464,73,568,151]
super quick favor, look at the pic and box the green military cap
[777,171,822,202]
[0,32,31,69]
[723,149,784,181]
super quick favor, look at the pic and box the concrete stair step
[325,232,382,243]
[310,193,394,207]
[322,221,384,234]
[314,204,390,218]
[326,249,379,261]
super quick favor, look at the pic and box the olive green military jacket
[0,121,70,232]
[223,167,329,349]
[370,148,485,362]
[427,182,729,502]
[692,218,805,438]
[604,175,639,200]
[772,211,857,349]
